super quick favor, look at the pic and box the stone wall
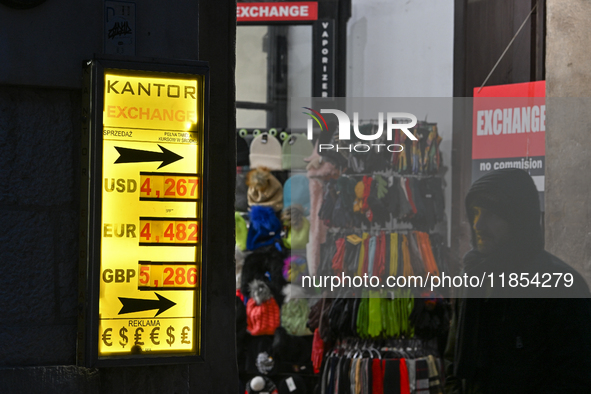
[545,0,591,280]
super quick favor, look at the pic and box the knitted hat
[283,175,310,215]
[247,296,281,336]
[247,206,282,251]
[282,255,308,284]
[237,135,250,167]
[281,297,312,336]
[283,215,310,250]
[278,375,307,394]
[246,376,279,394]
[248,168,284,212]
[282,133,314,170]
[250,133,282,170]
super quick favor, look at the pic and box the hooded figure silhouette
[444,169,591,394]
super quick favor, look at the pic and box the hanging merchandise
[326,297,357,339]
[390,122,443,175]
[280,285,312,336]
[418,177,445,230]
[317,230,441,284]
[277,375,308,394]
[281,205,310,250]
[344,234,363,275]
[345,290,415,340]
[282,255,308,284]
[236,212,248,251]
[283,174,310,215]
[317,339,445,394]
[247,280,281,336]
[330,177,358,228]
[247,206,282,251]
[241,245,287,306]
[318,179,339,227]
[272,326,314,373]
[247,167,284,212]
[409,294,450,347]
[306,139,341,276]
[282,133,314,170]
[311,173,446,231]
[250,132,283,170]
[245,376,279,394]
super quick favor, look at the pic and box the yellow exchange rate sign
[98,70,204,358]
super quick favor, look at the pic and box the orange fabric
[417,232,440,276]
[332,237,346,273]
[401,234,414,277]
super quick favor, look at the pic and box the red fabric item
[373,231,387,278]
[399,358,411,394]
[246,297,280,336]
[361,176,373,213]
[311,328,325,374]
[361,236,371,275]
[236,289,245,303]
[332,237,346,273]
[372,358,384,394]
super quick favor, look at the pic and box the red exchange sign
[237,2,318,22]
[472,81,546,160]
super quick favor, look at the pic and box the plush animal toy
[249,279,273,306]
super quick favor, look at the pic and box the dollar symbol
[181,326,191,344]
[119,327,128,348]
[102,328,113,346]
[134,327,144,346]
[150,327,160,345]
[166,326,175,347]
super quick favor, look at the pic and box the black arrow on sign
[114,144,183,169]
[118,293,177,317]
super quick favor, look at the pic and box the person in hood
[444,169,591,393]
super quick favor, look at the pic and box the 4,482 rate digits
[139,218,199,245]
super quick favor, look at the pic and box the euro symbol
[181,326,191,344]
[119,327,128,348]
[150,327,160,345]
[134,327,144,346]
[102,328,113,346]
